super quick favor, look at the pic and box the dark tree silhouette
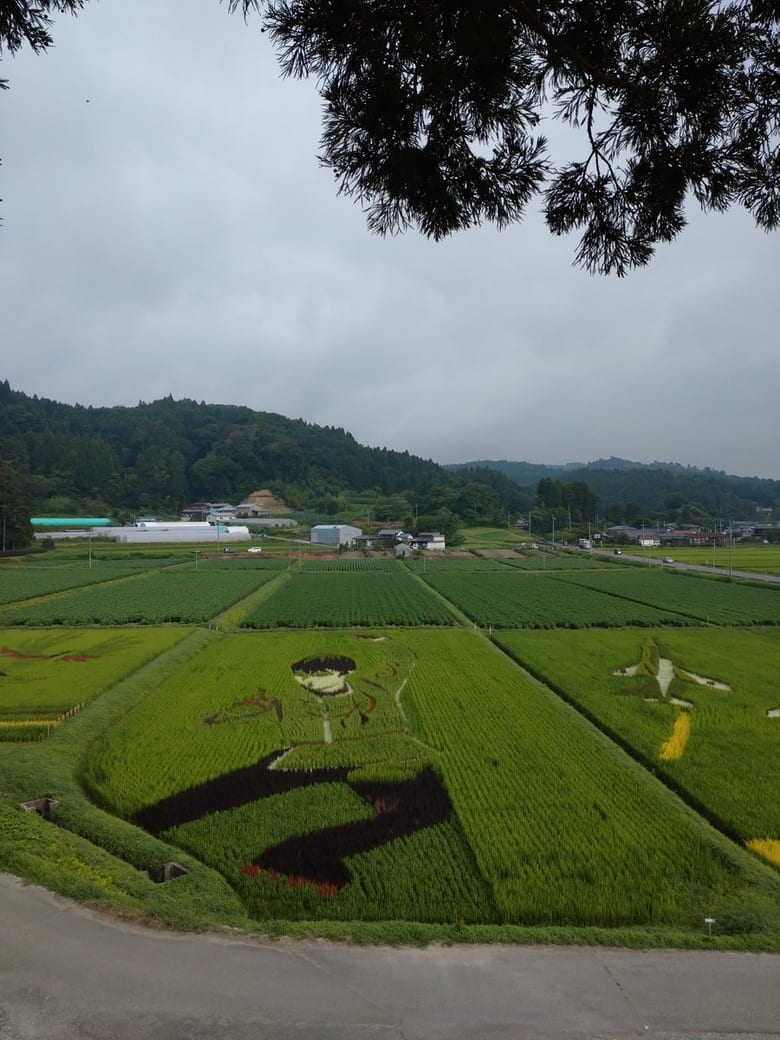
[0,0,85,85]
[0,458,33,551]
[251,0,780,273]
[3,0,780,271]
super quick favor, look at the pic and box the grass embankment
[0,628,249,931]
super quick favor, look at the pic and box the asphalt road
[2,875,779,1040]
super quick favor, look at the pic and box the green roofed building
[30,517,112,528]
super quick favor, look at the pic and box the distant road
[1,874,779,1040]
[586,548,780,584]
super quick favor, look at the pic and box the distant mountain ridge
[447,459,780,517]
[448,457,763,481]
[1,381,776,521]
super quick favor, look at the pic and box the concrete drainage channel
[19,797,190,884]
[140,861,191,883]
[20,797,60,818]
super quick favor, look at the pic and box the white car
[662,557,674,564]
[247,546,263,554]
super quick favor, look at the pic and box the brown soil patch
[243,489,291,513]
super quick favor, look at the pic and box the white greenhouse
[114,522,250,545]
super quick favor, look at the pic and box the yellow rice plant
[0,719,58,729]
[658,711,691,761]
[747,839,780,868]
[0,718,60,743]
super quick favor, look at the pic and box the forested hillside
[452,458,780,521]
[0,383,529,524]
[0,382,442,512]
[3,382,776,535]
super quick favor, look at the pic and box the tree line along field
[1,551,780,943]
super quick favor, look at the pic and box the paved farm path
[2,874,779,1040]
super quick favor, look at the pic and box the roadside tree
[0,460,34,551]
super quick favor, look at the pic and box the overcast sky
[2,1,779,479]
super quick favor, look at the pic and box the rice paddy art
[613,637,731,762]
[130,642,447,896]
[0,628,190,741]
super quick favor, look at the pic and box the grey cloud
[2,0,779,478]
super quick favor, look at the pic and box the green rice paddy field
[1,548,779,946]
[640,544,780,576]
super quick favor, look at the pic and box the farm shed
[310,524,362,547]
[412,531,446,551]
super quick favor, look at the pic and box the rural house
[411,531,446,551]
